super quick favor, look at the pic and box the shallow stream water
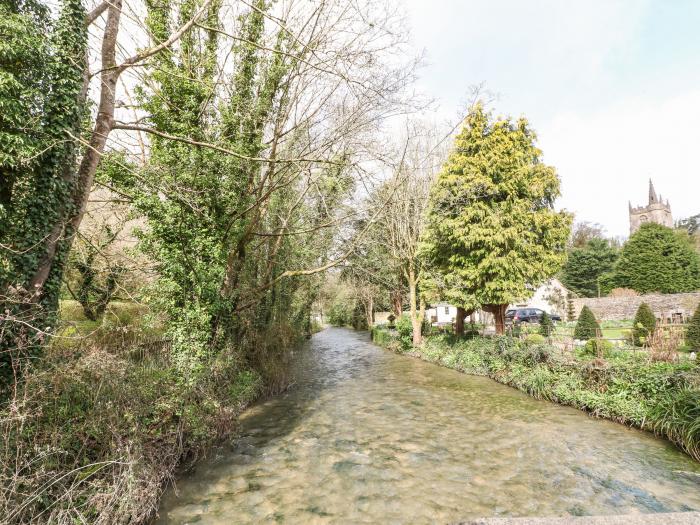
[155,328,700,524]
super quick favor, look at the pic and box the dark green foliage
[632,302,657,347]
[328,304,349,327]
[611,224,700,294]
[574,306,600,340]
[351,304,368,330]
[597,271,618,296]
[561,238,618,297]
[0,0,88,391]
[371,326,393,346]
[687,304,700,350]
[539,311,554,337]
[648,388,700,460]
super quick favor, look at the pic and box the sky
[403,0,700,238]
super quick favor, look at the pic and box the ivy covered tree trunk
[0,0,88,390]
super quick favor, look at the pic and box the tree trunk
[365,296,374,330]
[407,267,423,346]
[28,0,122,296]
[455,306,465,336]
[392,290,402,318]
[484,303,508,334]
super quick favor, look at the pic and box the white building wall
[509,278,568,315]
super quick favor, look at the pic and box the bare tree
[378,123,447,345]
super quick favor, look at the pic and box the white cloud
[404,0,649,118]
[402,0,700,238]
[540,90,700,238]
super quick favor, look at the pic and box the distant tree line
[561,220,700,298]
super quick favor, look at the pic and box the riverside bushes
[0,322,295,523]
[371,328,700,462]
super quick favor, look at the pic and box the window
[444,306,449,315]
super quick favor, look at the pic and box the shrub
[610,223,700,294]
[525,333,546,345]
[539,312,554,337]
[395,315,413,350]
[687,304,700,351]
[574,306,600,340]
[579,338,614,358]
[633,302,656,346]
[0,348,266,523]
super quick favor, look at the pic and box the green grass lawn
[553,322,632,340]
[59,299,148,331]
[55,300,163,351]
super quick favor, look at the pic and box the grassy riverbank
[0,302,296,523]
[372,327,700,462]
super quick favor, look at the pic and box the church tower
[629,179,673,235]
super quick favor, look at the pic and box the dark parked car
[505,308,561,325]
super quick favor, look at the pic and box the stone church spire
[648,179,657,204]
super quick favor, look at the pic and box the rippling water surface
[156,328,700,524]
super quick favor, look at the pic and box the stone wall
[571,292,700,322]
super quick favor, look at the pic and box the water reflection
[155,328,700,524]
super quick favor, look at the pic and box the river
[155,327,700,524]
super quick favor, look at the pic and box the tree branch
[112,123,341,164]
[117,0,214,72]
[85,1,109,25]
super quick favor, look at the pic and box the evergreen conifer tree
[561,238,618,297]
[611,224,700,293]
[686,304,700,351]
[539,311,554,337]
[632,302,656,346]
[420,103,571,333]
[574,306,600,340]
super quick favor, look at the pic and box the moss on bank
[372,328,700,462]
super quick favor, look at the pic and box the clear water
[155,328,700,524]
